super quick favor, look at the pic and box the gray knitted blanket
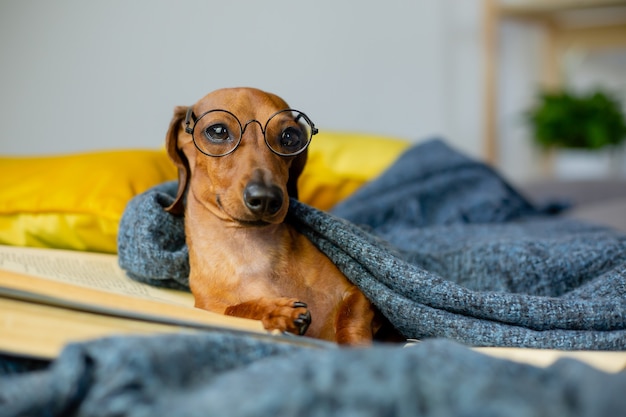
[3,334,626,417]
[117,139,626,350]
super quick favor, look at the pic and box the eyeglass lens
[192,110,313,156]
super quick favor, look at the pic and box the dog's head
[164,87,314,226]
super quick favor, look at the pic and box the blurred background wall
[1,0,624,182]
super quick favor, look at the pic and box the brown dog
[164,87,378,345]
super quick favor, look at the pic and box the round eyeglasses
[184,108,318,157]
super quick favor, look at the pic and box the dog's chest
[195,228,290,279]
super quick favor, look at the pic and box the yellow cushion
[0,132,409,253]
[299,131,410,210]
[0,150,178,253]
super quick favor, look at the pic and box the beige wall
[1,0,623,181]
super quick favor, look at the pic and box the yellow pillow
[0,132,409,253]
[300,131,410,210]
[0,150,178,253]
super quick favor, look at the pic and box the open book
[0,245,275,359]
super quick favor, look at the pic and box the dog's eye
[205,124,230,142]
[280,127,303,150]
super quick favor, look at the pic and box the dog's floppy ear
[164,106,191,216]
[287,151,307,200]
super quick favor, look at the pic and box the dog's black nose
[243,182,284,216]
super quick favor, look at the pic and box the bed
[1,134,625,416]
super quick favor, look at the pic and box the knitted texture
[2,334,626,417]
[117,139,626,349]
[330,138,539,229]
[117,181,189,290]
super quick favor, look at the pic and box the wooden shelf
[482,0,626,166]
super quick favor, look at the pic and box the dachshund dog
[164,87,379,345]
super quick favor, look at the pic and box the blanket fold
[3,335,626,417]
[117,139,626,350]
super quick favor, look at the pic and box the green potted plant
[526,89,626,178]
[527,89,626,150]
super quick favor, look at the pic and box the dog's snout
[243,182,284,216]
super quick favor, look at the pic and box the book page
[0,245,267,339]
[0,245,193,306]
[1,297,198,359]
[475,347,626,374]
[0,246,324,359]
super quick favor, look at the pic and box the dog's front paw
[263,299,311,336]
[224,297,312,336]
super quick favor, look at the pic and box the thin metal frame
[184,107,318,157]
